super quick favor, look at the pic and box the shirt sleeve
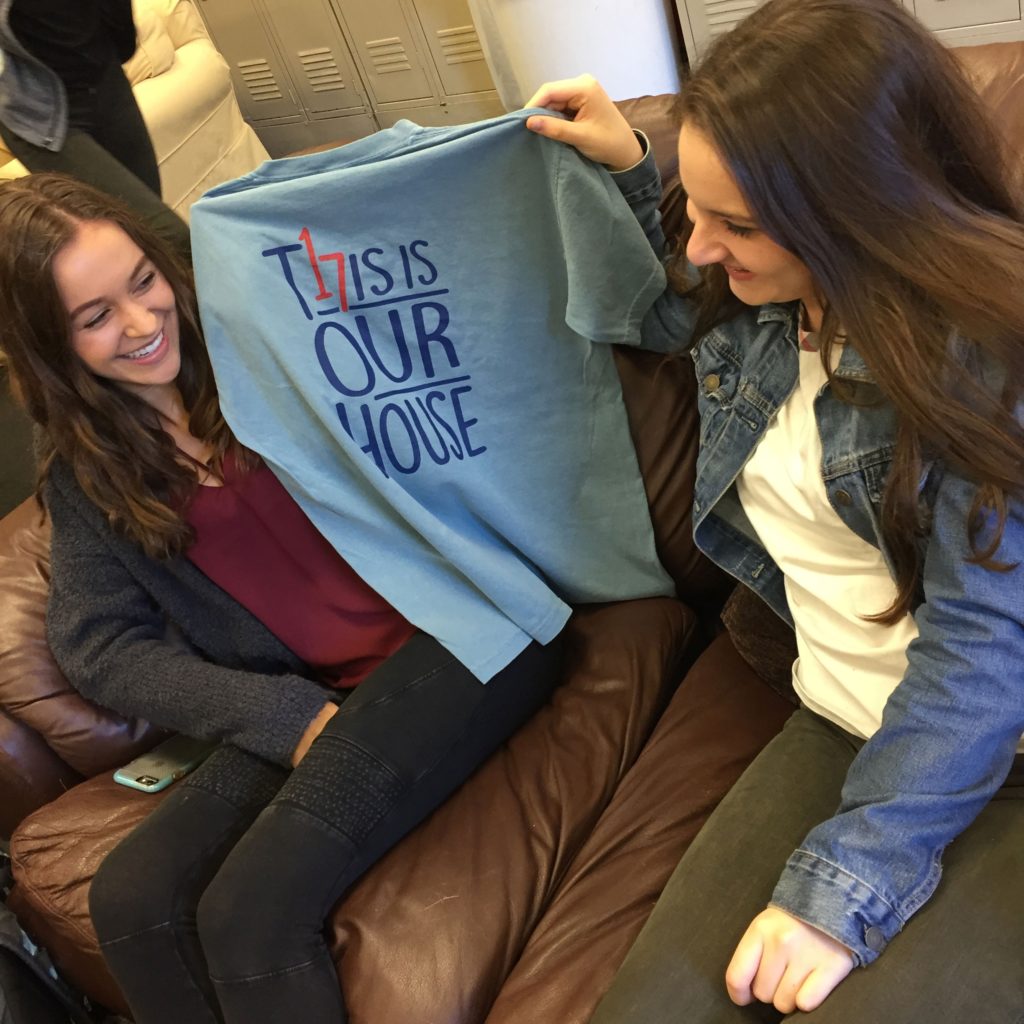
[45,478,331,767]
[603,139,701,355]
[770,465,1024,964]
[547,137,667,347]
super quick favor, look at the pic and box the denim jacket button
[704,373,721,393]
[834,488,853,507]
[864,926,887,953]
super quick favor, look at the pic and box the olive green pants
[591,709,1024,1024]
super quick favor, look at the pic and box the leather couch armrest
[0,501,163,833]
[0,710,81,841]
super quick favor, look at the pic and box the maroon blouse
[185,456,415,687]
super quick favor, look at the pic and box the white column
[467,0,682,109]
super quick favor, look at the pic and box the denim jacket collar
[756,302,876,383]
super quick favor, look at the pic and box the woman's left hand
[523,75,644,171]
[725,907,855,1014]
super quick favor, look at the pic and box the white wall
[467,0,682,109]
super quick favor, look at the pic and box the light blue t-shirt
[191,109,673,682]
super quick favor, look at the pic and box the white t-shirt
[736,342,918,739]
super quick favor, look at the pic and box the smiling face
[679,121,819,317]
[53,219,181,404]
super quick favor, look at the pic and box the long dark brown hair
[0,174,256,559]
[674,0,1024,621]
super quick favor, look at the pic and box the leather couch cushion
[484,631,794,1024]
[720,584,799,704]
[614,347,732,615]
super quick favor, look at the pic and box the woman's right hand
[291,701,339,767]
[524,74,645,172]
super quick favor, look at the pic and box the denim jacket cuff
[770,849,905,966]
[608,134,660,204]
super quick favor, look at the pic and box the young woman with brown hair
[528,0,1024,1019]
[0,173,563,1024]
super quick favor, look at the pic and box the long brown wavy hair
[0,174,256,559]
[674,0,1024,621]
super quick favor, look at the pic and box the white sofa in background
[0,0,268,219]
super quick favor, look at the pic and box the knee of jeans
[196,864,289,976]
[89,835,177,943]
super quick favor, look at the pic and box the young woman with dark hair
[0,172,563,1024]
[528,0,1024,1019]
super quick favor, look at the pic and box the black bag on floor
[0,853,99,1024]
[0,949,73,1024]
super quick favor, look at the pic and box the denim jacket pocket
[692,333,743,447]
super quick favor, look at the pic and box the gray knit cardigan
[44,459,333,766]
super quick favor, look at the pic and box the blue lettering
[347,252,365,301]
[361,247,395,296]
[315,321,374,396]
[356,311,413,384]
[424,390,465,458]
[379,403,421,475]
[335,401,388,477]
[261,243,312,320]
[398,243,414,290]
[450,385,486,457]
[411,394,454,463]
[413,302,459,376]
[410,240,438,286]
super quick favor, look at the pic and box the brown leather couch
[2,40,1022,1023]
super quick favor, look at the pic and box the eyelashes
[78,268,159,331]
[83,309,110,330]
[725,222,754,238]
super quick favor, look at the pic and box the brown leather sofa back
[0,501,162,838]
[957,42,1024,189]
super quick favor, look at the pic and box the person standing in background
[0,0,190,259]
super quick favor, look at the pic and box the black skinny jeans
[89,632,563,1024]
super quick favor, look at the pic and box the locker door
[329,0,435,103]
[194,0,302,123]
[676,0,763,61]
[675,0,918,63]
[260,0,371,116]
[409,0,495,96]
[913,0,1020,31]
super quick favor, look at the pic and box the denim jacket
[613,149,1024,965]
[0,0,135,150]
[0,0,67,149]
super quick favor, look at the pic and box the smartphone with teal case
[113,734,217,793]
